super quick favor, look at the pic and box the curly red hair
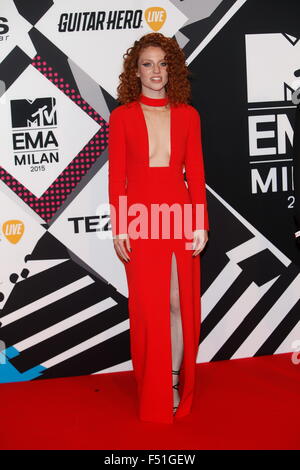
[116,32,192,107]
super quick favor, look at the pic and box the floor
[0,352,299,450]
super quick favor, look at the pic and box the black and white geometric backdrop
[0,0,299,384]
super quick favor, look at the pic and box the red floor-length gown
[108,92,209,424]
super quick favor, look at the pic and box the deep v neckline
[137,101,173,169]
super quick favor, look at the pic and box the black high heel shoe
[172,369,180,415]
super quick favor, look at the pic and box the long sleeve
[184,107,209,232]
[108,108,128,238]
[293,105,300,239]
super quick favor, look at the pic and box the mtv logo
[10,97,57,128]
[245,33,300,103]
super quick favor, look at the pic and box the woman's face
[136,46,168,94]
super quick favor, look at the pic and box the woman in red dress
[108,32,209,424]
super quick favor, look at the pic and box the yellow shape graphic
[2,220,25,244]
[144,7,167,31]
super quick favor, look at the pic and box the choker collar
[139,93,169,107]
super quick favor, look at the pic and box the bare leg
[170,252,183,409]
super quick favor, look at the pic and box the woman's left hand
[192,229,208,256]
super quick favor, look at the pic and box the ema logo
[245,33,298,202]
[11,97,59,169]
[2,220,25,244]
[0,64,100,199]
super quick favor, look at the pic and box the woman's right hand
[113,234,131,262]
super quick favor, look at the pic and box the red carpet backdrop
[0,0,299,384]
